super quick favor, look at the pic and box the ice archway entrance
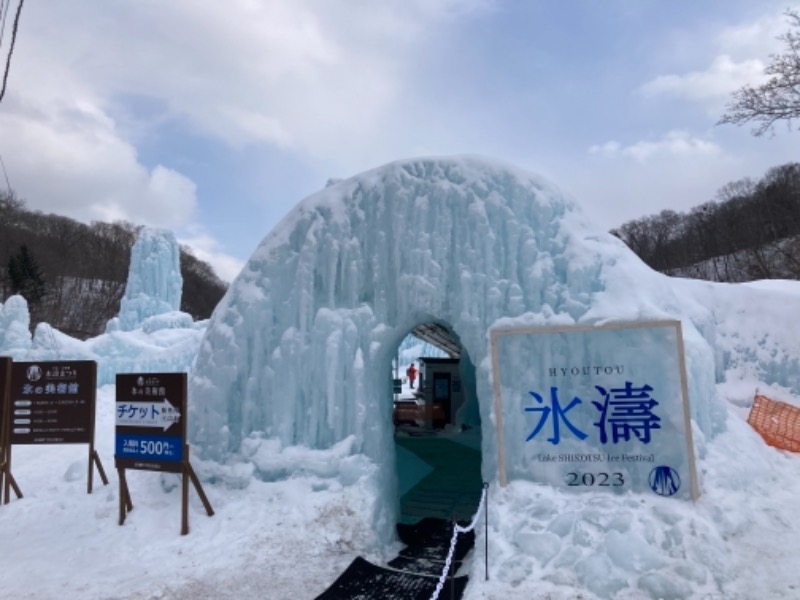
[189,156,614,546]
[392,323,483,525]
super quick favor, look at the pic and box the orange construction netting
[748,394,800,453]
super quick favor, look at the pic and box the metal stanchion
[484,482,489,581]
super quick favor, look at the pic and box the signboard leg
[3,469,22,504]
[181,463,190,536]
[1,444,23,504]
[117,467,133,525]
[180,446,214,535]
[88,449,109,494]
[186,462,214,517]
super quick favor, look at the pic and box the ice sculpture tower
[111,227,184,332]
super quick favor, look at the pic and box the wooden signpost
[4,360,108,503]
[0,356,21,504]
[115,372,213,535]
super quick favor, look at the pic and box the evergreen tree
[7,244,46,304]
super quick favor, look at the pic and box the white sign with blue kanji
[490,320,699,500]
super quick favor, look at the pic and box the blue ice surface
[186,156,736,543]
[113,227,184,332]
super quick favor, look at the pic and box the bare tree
[719,10,800,136]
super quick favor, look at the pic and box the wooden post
[181,460,190,536]
[180,445,214,535]
[117,467,133,525]
[2,443,22,504]
[86,362,108,494]
[186,464,215,517]
[87,445,109,494]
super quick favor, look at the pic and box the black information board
[10,361,96,445]
[4,360,106,500]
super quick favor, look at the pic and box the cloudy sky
[1,0,797,281]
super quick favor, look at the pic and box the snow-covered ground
[2,301,800,600]
[2,373,800,599]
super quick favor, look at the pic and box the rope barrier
[429,483,488,600]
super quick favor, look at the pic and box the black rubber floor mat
[314,556,468,600]
[387,553,459,577]
[396,518,475,562]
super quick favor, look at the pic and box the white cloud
[639,6,795,110]
[640,55,766,106]
[588,141,621,157]
[13,0,489,157]
[0,0,489,275]
[589,131,721,164]
[0,95,196,228]
[177,227,245,283]
[716,11,789,58]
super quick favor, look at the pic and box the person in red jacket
[406,363,418,389]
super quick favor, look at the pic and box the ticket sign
[490,321,699,500]
[115,373,186,473]
[9,361,96,445]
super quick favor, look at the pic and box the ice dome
[188,156,728,535]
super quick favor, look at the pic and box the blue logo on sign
[648,466,681,496]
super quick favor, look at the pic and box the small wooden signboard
[4,360,108,504]
[115,372,213,535]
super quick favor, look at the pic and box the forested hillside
[0,191,227,339]
[612,162,800,282]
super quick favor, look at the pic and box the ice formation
[110,227,184,332]
[6,227,207,385]
[0,294,32,359]
[189,157,728,532]
[186,156,800,598]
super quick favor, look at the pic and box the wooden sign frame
[115,372,213,535]
[4,360,107,504]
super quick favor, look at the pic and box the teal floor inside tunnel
[395,428,483,525]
